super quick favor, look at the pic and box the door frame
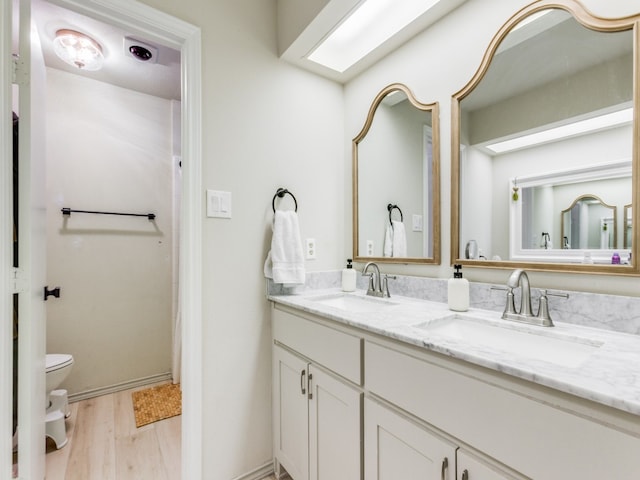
[1,0,15,476]
[0,0,203,478]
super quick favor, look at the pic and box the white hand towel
[391,220,407,257]
[263,210,305,285]
[383,223,393,257]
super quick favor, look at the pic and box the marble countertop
[269,288,640,417]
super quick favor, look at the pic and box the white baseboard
[230,461,274,480]
[68,372,172,403]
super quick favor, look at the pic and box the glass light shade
[53,29,104,71]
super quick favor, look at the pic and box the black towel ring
[387,204,403,225]
[272,188,298,212]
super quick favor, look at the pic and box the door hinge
[10,268,27,294]
[12,55,28,86]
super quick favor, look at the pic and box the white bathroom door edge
[0,0,16,477]
[16,0,48,477]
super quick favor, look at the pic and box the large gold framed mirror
[353,83,440,264]
[451,0,639,274]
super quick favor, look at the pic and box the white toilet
[45,354,74,449]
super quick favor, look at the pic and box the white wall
[344,0,640,295]
[45,68,173,395]
[139,0,345,478]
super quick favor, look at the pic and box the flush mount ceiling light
[485,108,634,154]
[53,29,104,71]
[307,0,442,73]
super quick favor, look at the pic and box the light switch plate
[412,214,423,232]
[206,190,232,218]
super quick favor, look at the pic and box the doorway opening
[4,0,202,478]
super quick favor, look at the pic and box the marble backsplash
[267,271,640,336]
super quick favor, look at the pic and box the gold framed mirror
[353,83,440,264]
[451,0,639,274]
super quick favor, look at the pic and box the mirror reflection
[353,83,440,264]
[508,160,630,263]
[453,2,638,271]
[560,194,616,250]
[624,204,633,249]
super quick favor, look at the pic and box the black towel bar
[387,204,403,225]
[62,207,156,220]
[272,188,298,212]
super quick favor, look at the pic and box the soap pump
[448,264,469,312]
[342,259,357,292]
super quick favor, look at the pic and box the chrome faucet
[499,269,568,327]
[362,262,395,298]
[362,262,382,297]
[505,269,534,319]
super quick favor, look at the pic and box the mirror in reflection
[560,194,616,251]
[353,83,440,264]
[452,1,638,272]
[624,204,633,249]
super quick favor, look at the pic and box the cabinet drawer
[273,307,362,384]
[365,340,640,479]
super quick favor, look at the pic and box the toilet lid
[46,354,74,373]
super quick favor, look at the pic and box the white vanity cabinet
[364,398,520,480]
[456,450,520,480]
[271,302,640,480]
[364,397,457,480]
[272,308,363,480]
[272,345,311,480]
[365,339,640,479]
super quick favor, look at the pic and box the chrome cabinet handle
[441,457,448,480]
[300,369,306,395]
[308,373,313,399]
[461,469,469,480]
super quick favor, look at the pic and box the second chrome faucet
[500,269,568,327]
[362,262,395,298]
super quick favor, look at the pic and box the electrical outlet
[366,240,374,256]
[305,238,316,260]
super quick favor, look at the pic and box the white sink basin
[310,293,398,313]
[412,316,602,368]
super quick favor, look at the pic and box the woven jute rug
[132,383,182,428]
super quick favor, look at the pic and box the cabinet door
[273,345,310,480]
[457,450,526,480]
[308,365,362,480]
[365,398,457,480]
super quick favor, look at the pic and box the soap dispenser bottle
[448,264,469,312]
[342,259,357,292]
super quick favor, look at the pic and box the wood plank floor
[45,382,181,480]
[46,382,278,480]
